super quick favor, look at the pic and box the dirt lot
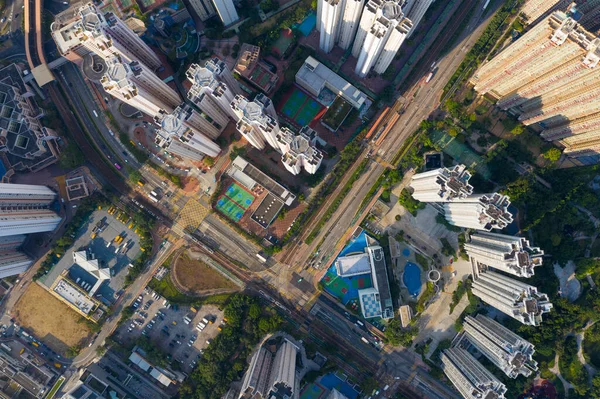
[13,283,91,355]
[173,252,237,293]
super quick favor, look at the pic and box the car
[183,316,192,325]
[0,18,5,23]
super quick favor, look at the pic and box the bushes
[118,133,148,163]
[398,188,425,216]
[180,294,282,399]
[149,163,183,188]
[384,319,418,346]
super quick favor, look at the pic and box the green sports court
[216,196,245,222]
[225,183,255,210]
[280,87,324,126]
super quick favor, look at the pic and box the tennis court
[295,98,322,126]
[216,196,245,222]
[225,183,254,210]
[281,89,307,119]
[300,383,327,399]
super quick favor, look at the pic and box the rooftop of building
[335,253,371,277]
[251,193,284,229]
[229,156,296,205]
[53,278,96,314]
[296,57,367,109]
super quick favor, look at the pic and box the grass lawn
[149,275,197,303]
[46,376,65,399]
[173,253,238,293]
[13,284,91,355]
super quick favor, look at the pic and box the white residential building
[319,0,345,53]
[51,2,162,70]
[213,0,239,26]
[239,338,300,399]
[188,0,217,20]
[0,251,32,279]
[187,59,241,133]
[443,193,513,231]
[101,57,181,117]
[277,126,323,175]
[0,183,61,237]
[403,0,435,35]
[154,106,221,160]
[0,209,62,237]
[231,94,280,150]
[0,183,57,206]
[339,0,366,50]
[463,314,538,378]
[471,270,553,326]
[465,232,544,278]
[0,235,26,252]
[441,347,507,399]
[409,164,473,202]
[352,0,412,77]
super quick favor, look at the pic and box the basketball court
[225,183,255,210]
[216,196,245,222]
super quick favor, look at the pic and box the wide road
[301,0,501,273]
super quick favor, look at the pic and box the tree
[510,124,525,135]
[448,127,459,137]
[542,147,562,162]
[59,142,85,169]
[379,86,395,103]
[129,169,142,184]
[384,319,418,346]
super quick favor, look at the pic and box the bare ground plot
[173,252,239,294]
[13,283,91,355]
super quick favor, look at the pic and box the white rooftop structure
[231,93,280,150]
[150,368,174,387]
[53,279,96,315]
[462,314,538,379]
[409,164,474,202]
[0,251,32,279]
[128,352,151,371]
[443,193,514,231]
[466,232,544,278]
[73,250,110,295]
[471,270,553,326]
[358,287,382,318]
[441,347,507,399]
[228,156,296,206]
[296,57,367,110]
[277,126,323,175]
[154,105,221,160]
[335,253,371,277]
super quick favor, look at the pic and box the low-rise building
[233,44,279,94]
[296,57,367,110]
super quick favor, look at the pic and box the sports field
[225,183,254,210]
[280,88,324,126]
[216,196,245,222]
[300,383,327,399]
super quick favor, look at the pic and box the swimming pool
[403,262,421,297]
[297,13,316,36]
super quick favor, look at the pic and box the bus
[114,163,122,170]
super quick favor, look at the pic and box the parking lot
[116,287,224,373]
[40,208,141,304]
